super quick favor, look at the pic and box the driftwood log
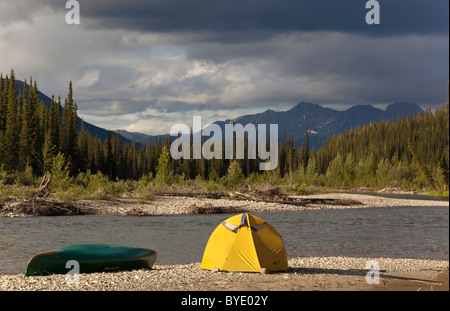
[232,191,362,207]
[12,200,92,216]
[35,173,52,198]
[186,203,246,214]
[155,191,225,199]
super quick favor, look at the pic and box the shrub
[155,146,174,185]
[50,152,71,191]
[15,163,37,187]
[223,160,244,190]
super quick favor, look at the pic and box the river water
[0,204,448,275]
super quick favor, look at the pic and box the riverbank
[0,256,447,291]
[1,192,448,217]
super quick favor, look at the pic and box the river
[0,204,448,275]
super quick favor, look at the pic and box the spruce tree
[29,80,40,170]
[115,130,125,179]
[407,138,436,190]
[440,82,450,189]
[130,138,138,179]
[77,119,89,173]
[59,82,78,174]
[18,80,30,171]
[42,130,56,173]
[303,126,310,169]
[447,83,450,188]
[3,70,19,172]
[0,73,6,131]
[0,75,7,167]
[103,131,114,178]
[49,95,61,152]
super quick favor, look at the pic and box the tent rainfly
[201,213,288,273]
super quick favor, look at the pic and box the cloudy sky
[0,0,448,135]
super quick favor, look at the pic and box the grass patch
[428,191,449,197]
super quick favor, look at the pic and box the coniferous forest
[0,70,449,201]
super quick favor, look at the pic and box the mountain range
[18,79,424,149]
[119,101,424,149]
[214,101,424,148]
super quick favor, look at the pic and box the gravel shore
[1,256,448,291]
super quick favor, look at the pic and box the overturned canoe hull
[25,244,157,277]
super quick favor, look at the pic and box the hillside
[12,79,131,144]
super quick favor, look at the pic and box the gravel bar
[1,256,448,291]
[2,192,448,217]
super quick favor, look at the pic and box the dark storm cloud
[2,0,448,134]
[50,0,449,40]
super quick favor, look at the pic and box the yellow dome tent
[201,213,288,273]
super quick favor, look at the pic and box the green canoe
[25,244,157,277]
